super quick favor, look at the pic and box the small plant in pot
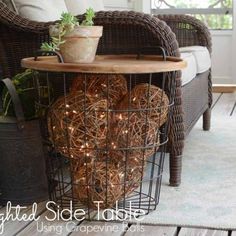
[41,8,103,63]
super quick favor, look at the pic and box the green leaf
[60,12,79,27]
[40,42,57,52]
[1,70,53,120]
[81,7,95,26]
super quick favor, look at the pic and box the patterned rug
[137,115,236,230]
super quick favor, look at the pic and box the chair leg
[169,153,182,187]
[203,108,211,131]
[167,73,184,187]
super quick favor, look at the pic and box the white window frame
[150,0,233,30]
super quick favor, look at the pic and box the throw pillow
[64,0,104,16]
[11,0,68,22]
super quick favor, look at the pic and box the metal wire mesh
[34,56,176,220]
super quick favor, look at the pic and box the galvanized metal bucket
[0,78,48,205]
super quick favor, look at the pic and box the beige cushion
[180,52,197,86]
[64,0,104,16]
[180,46,211,86]
[5,0,104,21]
[11,0,68,22]
[179,46,211,74]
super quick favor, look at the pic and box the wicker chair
[0,2,212,186]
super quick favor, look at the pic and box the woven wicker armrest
[94,11,180,57]
[156,14,212,54]
[0,2,52,33]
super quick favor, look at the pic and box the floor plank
[70,221,128,236]
[0,201,46,236]
[212,93,221,104]
[178,228,228,236]
[16,209,79,236]
[212,93,222,109]
[212,93,236,116]
[124,225,177,236]
[230,100,236,116]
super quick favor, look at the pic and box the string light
[48,81,168,210]
[111,142,117,149]
[100,112,105,118]
[119,173,124,178]
[68,126,74,132]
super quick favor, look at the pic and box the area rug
[136,115,236,230]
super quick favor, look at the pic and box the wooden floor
[1,93,235,236]
[212,93,236,116]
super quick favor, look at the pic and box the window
[151,0,233,30]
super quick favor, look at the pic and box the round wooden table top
[21,55,186,74]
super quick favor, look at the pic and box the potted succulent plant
[41,8,103,63]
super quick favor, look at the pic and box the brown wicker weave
[0,3,212,186]
[156,15,212,185]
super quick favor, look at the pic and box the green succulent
[41,41,59,52]
[60,12,79,28]
[40,9,95,52]
[81,7,95,26]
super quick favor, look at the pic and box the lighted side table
[22,54,186,218]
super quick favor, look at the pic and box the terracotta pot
[58,26,103,63]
